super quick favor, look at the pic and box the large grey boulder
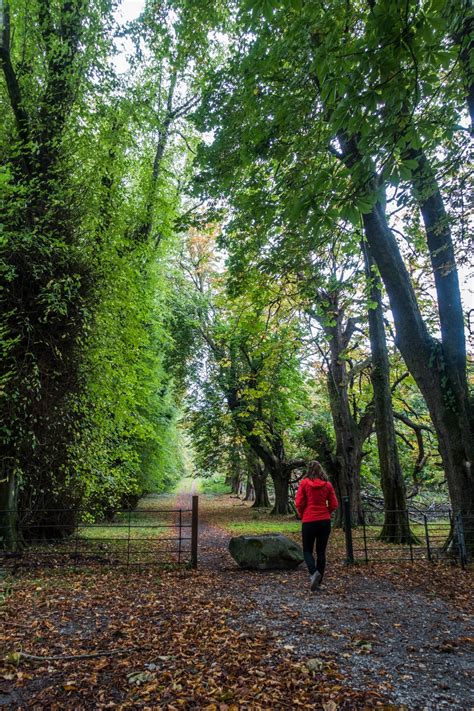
[229,533,304,570]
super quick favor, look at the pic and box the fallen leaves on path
[0,570,387,709]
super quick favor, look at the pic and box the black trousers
[301,520,331,579]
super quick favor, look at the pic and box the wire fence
[342,497,472,568]
[2,495,471,573]
[0,496,199,572]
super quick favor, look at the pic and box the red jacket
[295,478,339,523]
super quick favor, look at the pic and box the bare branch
[393,411,433,434]
[394,411,432,497]
[170,94,199,120]
[347,357,371,382]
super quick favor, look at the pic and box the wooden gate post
[191,495,199,569]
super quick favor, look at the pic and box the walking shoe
[310,570,322,591]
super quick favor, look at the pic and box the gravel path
[182,492,474,711]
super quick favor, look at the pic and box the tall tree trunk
[383,19,472,530]
[319,296,374,525]
[133,70,178,245]
[243,475,254,502]
[448,0,474,132]
[272,468,291,514]
[0,461,18,551]
[361,202,474,543]
[246,450,270,507]
[363,242,414,544]
[225,468,241,495]
[251,467,270,508]
[406,146,468,401]
[336,133,473,550]
[227,470,241,495]
[326,372,366,525]
[226,444,244,494]
[405,146,472,460]
[407,147,473,548]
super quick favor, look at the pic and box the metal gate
[342,497,471,568]
[0,496,199,572]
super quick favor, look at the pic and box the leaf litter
[0,493,472,709]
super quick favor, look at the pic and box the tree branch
[391,371,409,392]
[347,357,371,382]
[172,129,197,155]
[393,411,433,434]
[394,411,432,497]
[170,94,199,120]
[342,316,359,348]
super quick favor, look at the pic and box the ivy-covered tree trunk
[363,243,414,544]
[0,463,18,551]
[326,373,365,525]
[0,0,93,535]
[329,427,366,527]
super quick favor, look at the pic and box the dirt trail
[176,489,474,711]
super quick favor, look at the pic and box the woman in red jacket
[295,461,338,591]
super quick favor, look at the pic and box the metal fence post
[191,495,198,569]
[126,507,131,573]
[407,510,414,562]
[454,512,467,570]
[423,514,432,562]
[362,510,368,563]
[178,509,182,564]
[73,523,79,573]
[343,497,354,564]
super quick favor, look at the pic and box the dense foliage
[0,0,197,539]
[0,0,472,546]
